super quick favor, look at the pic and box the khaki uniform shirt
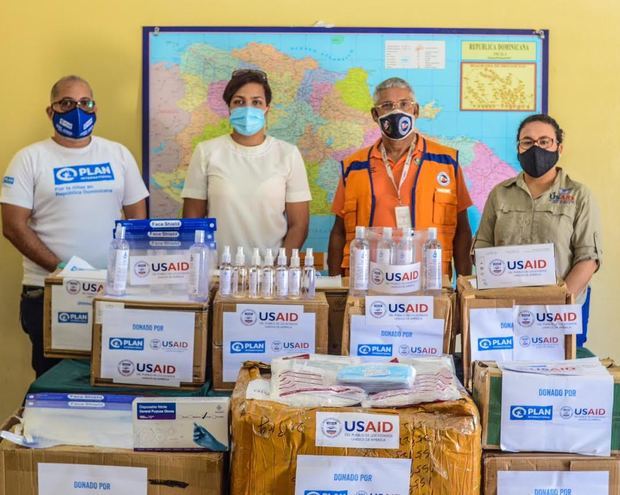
[475,168,602,295]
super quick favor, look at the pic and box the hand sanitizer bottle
[231,247,247,298]
[302,247,316,299]
[423,227,442,291]
[261,248,275,299]
[376,227,394,265]
[350,226,370,296]
[288,249,302,299]
[276,247,289,298]
[219,246,233,297]
[106,224,129,296]
[188,229,209,302]
[248,247,261,299]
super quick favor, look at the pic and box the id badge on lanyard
[381,143,414,230]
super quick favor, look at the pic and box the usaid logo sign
[357,344,393,357]
[240,309,257,326]
[517,310,535,327]
[320,417,343,438]
[53,163,115,185]
[368,300,387,318]
[488,259,506,276]
[509,405,553,421]
[230,340,265,354]
[133,261,150,278]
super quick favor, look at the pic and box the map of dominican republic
[145,29,546,252]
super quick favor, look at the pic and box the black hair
[222,70,272,106]
[517,114,564,144]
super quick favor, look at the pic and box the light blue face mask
[229,106,265,136]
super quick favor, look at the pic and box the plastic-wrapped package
[363,356,461,407]
[270,354,365,407]
[336,363,416,393]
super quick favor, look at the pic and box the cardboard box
[458,275,576,389]
[211,292,329,391]
[341,292,455,356]
[0,412,225,495]
[230,363,481,494]
[44,273,105,358]
[483,451,620,495]
[91,296,209,390]
[472,360,620,452]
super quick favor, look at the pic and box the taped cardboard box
[483,451,620,495]
[341,292,455,356]
[0,412,225,495]
[44,273,105,359]
[472,360,620,452]
[457,275,576,389]
[230,363,482,495]
[211,292,329,391]
[91,296,209,390]
[318,277,349,355]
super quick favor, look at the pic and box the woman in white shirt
[182,69,311,256]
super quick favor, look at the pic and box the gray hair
[50,75,93,101]
[372,77,415,104]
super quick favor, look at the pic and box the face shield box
[133,397,230,452]
[44,271,106,359]
[457,275,575,390]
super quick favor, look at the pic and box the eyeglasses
[51,98,96,114]
[231,69,268,81]
[517,136,556,150]
[374,99,416,115]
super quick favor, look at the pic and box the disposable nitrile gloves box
[132,397,229,451]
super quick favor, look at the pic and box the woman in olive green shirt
[475,114,602,346]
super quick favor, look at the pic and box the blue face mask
[52,108,96,139]
[229,106,265,136]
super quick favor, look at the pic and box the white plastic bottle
[188,229,209,302]
[248,247,261,299]
[395,228,415,265]
[105,224,130,296]
[231,247,247,298]
[261,248,275,299]
[288,248,302,299]
[349,226,370,296]
[376,227,394,265]
[302,247,316,299]
[423,227,442,290]
[219,246,233,297]
[275,247,289,298]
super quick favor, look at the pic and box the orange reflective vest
[340,136,460,275]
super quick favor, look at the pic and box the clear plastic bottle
[275,247,289,298]
[248,247,261,299]
[423,227,442,290]
[350,226,370,296]
[376,226,394,265]
[261,248,275,299]
[288,248,302,299]
[219,246,233,297]
[231,247,247,298]
[302,247,316,299]
[395,228,415,265]
[105,224,130,296]
[188,229,209,302]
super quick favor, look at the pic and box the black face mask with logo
[518,146,559,178]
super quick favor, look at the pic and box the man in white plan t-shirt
[0,75,149,377]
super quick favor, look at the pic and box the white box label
[469,307,514,362]
[365,295,433,326]
[315,412,399,449]
[38,463,147,495]
[295,455,411,495]
[515,304,583,335]
[369,261,422,294]
[350,315,444,360]
[50,276,104,351]
[129,254,191,286]
[475,243,556,289]
[500,367,613,456]
[497,470,609,495]
[222,304,315,382]
[100,308,195,387]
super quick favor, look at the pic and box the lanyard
[379,141,416,205]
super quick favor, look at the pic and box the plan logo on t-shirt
[53,163,115,185]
